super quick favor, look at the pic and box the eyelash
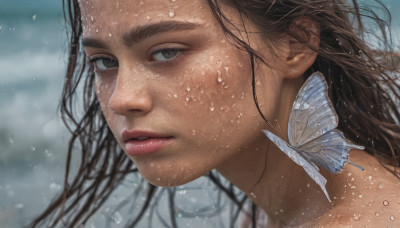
[86,47,187,72]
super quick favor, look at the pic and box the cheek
[95,77,118,130]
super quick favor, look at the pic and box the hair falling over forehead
[29,0,400,227]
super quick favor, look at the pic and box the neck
[217,76,338,226]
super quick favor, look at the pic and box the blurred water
[0,1,399,227]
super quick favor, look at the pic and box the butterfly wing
[263,130,331,202]
[297,129,365,174]
[288,72,338,147]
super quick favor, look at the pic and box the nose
[108,68,153,116]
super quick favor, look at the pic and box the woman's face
[80,0,286,186]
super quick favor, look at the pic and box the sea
[0,0,399,227]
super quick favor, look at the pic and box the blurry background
[0,0,399,227]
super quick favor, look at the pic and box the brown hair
[29,0,400,227]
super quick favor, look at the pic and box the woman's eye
[90,57,118,71]
[151,48,179,61]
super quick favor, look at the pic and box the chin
[138,165,206,187]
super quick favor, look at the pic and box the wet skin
[80,0,400,226]
[80,0,286,187]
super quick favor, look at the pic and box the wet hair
[29,0,400,227]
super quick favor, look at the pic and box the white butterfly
[262,72,364,202]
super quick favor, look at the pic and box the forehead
[79,0,211,30]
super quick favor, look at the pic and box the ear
[283,17,320,79]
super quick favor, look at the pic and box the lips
[122,130,173,156]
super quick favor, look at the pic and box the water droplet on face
[250,192,256,198]
[210,107,215,112]
[390,215,395,221]
[375,212,380,217]
[168,9,175,18]
[358,194,363,198]
[146,15,151,20]
[186,86,191,92]
[108,33,112,37]
[173,93,178,99]
[32,13,37,21]
[96,29,99,33]
[192,130,196,136]
[383,200,389,206]
[379,183,384,189]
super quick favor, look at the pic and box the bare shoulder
[313,151,400,227]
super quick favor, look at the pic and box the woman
[30,0,400,227]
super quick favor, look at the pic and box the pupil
[102,58,118,68]
[162,49,177,59]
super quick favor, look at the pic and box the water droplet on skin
[168,9,175,18]
[186,86,191,92]
[379,183,384,189]
[368,176,372,180]
[383,200,389,206]
[108,33,112,37]
[192,130,196,136]
[217,76,223,83]
[390,215,395,221]
[250,192,256,198]
[95,29,99,33]
[347,172,352,176]
[358,194,363,198]
[186,96,190,102]
[375,212,380,217]
[224,66,229,74]
[32,13,37,21]
[306,183,310,188]
[146,16,151,20]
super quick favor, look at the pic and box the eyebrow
[81,21,202,49]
